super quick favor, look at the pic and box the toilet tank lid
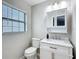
[32,38,40,41]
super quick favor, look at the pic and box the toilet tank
[32,38,40,48]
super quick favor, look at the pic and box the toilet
[24,38,40,59]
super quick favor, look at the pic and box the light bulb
[52,3,59,10]
[46,5,52,12]
[59,1,67,8]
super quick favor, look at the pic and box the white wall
[32,1,50,39]
[31,0,76,58]
[2,0,32,59]
[71,0,76,58]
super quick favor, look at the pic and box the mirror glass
[53,17,55,26]
[57,15,65,26]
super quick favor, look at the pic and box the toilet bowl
[24,38,40,59]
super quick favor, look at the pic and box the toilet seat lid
[25,47,37,54]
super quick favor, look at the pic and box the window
[2,4,26,32]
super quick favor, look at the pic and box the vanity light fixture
[46,1,67,12]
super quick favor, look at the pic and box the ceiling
[24,0,47,6]
[24,0,64,6]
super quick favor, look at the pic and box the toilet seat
[24,47,37,57]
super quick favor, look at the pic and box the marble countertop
[40,39,73,48]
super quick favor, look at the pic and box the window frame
[2,2,26,33]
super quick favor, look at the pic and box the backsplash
[48,33,69,40]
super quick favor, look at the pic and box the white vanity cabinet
[47,8,67,33]
[40,39,73,59]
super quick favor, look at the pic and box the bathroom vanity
[40,8,73,59]
[40,39,73,59]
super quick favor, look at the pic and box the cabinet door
[55,54,70,59]
[40,46,55,59]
